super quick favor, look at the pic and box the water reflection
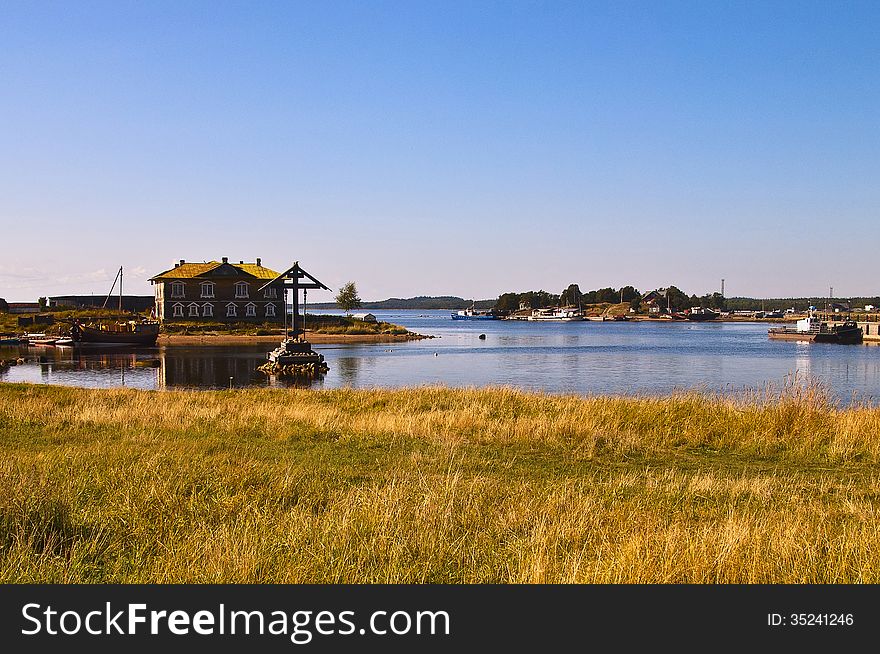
[335,356,361,387]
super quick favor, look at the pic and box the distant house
[641,289,669,314]
[149,258,285,323]
[7,302,41,314]
[830,302,851,313]
[352,312,377,323]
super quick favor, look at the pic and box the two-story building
[149,258,285,323]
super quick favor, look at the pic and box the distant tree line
[495,283,880,314]
[494,284,642,312]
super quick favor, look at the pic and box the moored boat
[528,307,584,322]
[686,307,719,321]
[768,314,862,344]
[71,320,160,346]
[451,307,499,320]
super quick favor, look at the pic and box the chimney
[239,260,243,264]
[179,259,185,266]
[222,257,228,264]
[256,258,261,266]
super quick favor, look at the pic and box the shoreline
[158,331,434,346]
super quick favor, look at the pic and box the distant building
[352,312,377,323]
[149,258,285,323]
[641,289,669,314]
[47,295,155,313]
[7,302,41,314]
[0,298,7,313]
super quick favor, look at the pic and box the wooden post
[291,282,300,339]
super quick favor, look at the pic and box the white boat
[527,307,584,322]
[451,306,499,320]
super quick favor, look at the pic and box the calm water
[2,310,880,402]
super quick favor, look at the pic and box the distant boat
[768,313,862,344]
[0,336,22,345]
[55,337,75,346]
[528,308,584,322]
[685,307,720,321]
[451,304,499,320]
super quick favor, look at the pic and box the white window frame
[170,281,185,298]
[200,281,215,298]
[235,282,249,299]
[172,302,184,318]
[188,302,200,317]
[226,303,237,318]
[263,286,277,299]
[245,302,257,317]
[202,303,214,317]
[265,303,276,317]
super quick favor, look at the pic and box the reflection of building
[149,258,285,323]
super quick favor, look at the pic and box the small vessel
[68,265,160,346]
[528,307,585,322]
[71,320,159,346]
[0,335,22,345]
[29,337,58,346]
[451,303,499,320]
[768,313,863,344]
[686,307,720,321]
[55,337,75,346]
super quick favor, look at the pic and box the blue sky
[1,1,878,302]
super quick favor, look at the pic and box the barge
[768,314,863,344]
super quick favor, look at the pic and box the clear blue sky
[1,1,878,302]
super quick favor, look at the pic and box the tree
[664,286,691,312]
[494,293,520,312]
[619,286,640,303]
[560,283,582,307]
[336,282,362,315]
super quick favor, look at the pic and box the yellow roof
[150,261,281,281]
[236,264,281,279]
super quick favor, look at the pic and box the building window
[172,303,184,318]
[226,303,237,318]
[188,303,200,317]
[170,281,185,298]
[235,282,249,298]
[200,281,215,298]
[264,286,277,298]
[245,303,257,317]
[265,303,276,317]
[203,303,214,317]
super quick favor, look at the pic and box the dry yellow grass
[1,382,879,583]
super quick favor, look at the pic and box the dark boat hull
[74,324,159,346]
[768,325,863,344]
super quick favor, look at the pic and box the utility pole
[721,278,725,298]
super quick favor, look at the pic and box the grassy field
[1,382,879,583]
